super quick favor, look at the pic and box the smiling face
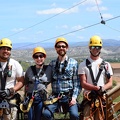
[0,46,11,62]
[89,46,102,59]
[33,52,46,67]
[55,42,68,57]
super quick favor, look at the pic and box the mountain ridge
[12,39,120,50]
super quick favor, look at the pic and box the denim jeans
[42,102,79,120]
[28,97,43,120]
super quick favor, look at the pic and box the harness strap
[55,57,69,74]
[86,59,105,86]
[0,59,10,90]
[31,64,48,77]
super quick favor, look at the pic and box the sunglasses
[56,45,67,48]
[91,46,101,50]
[33,54,44,59]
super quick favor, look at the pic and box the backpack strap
[86,59,105,86]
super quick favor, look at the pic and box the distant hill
[12,39,120,50]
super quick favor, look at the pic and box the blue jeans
[28,96,43,120]
[42,102,79,120]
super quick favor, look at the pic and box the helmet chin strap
[90,51,101,57]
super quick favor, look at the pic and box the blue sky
[0,0,120,48]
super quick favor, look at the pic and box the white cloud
[72,25,82,30]
[102,13,113,19]
[36,7,79,15]
[36,30,43,34]
[82,0,102,5]
[61,25,68,29]
[87,6,107,12]
[11,28,24,32]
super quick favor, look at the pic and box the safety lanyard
[0,59,9,90]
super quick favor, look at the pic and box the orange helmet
[0,38,12,49]
[33,47,46,57]
[55,37,68,47]
[89,35,102,47]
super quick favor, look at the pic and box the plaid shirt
[49,56,81,99]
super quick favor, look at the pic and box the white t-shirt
[0,58,24,89]
[78,57,113,89]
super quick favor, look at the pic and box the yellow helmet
[33,47,46,57]
[55,37,68,47]
[0,38,12,49]
[89,35,102,47]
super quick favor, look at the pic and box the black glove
[0,89,11,98]
[0,88,15,98]
[97,86,106,96]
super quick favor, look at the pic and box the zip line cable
[16,22,100,49]
[95,0,105,24]
[5,0,88,38]
[95,0,120,33]
[3,0,120,49]
[16,15,120,49]
[104,24,120,33]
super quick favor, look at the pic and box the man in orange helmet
[78,35,113,120]
[42,37,81,120]
[0,38,24,120]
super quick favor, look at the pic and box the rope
[83,91,106,120]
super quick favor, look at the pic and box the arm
[102,76,113,91]
[79,74,100,91]
[13,76,24,92]
[70,63,81,106]
[103,62,113,91]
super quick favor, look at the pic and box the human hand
[97,86,106,96]
[0,88,15,98]
[69,97,76,106]
[0,89,10,98]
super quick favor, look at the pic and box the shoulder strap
[31,65,48,76]
[86,59,96,85]
[43,65,48,71]
[31,65,37,76]
[0,59,10,90]
[86,59,105,86]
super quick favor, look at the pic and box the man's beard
[58,51,66,57]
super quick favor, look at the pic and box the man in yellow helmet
[42,37,81,120]
[0,38,24,120]
[24,47,51,120]
[78,35,113,120]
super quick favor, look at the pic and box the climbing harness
[79,59,110,120]
[82,91,106,120]
[86,59,110,85]
[44,57,77,120]
[20,65,48,120]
